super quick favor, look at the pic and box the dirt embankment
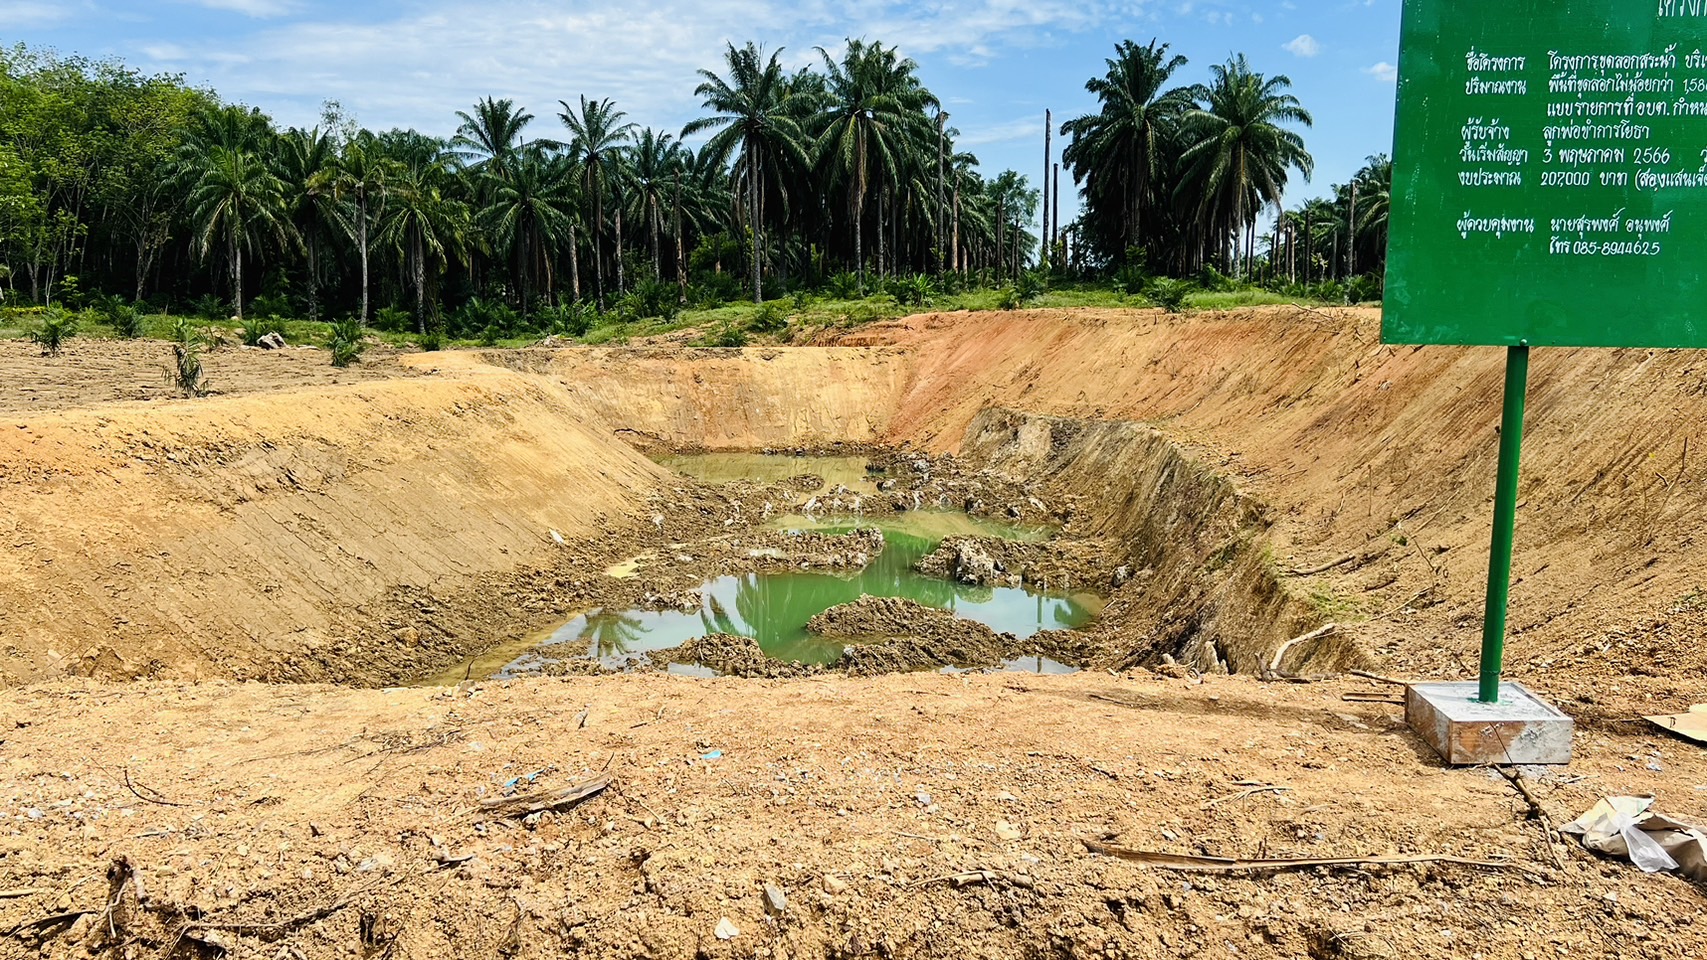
[0,359,668,685]
[8,306,1707,705]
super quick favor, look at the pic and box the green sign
[1386,0,1707,348]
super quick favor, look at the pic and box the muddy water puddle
[497,528,1096,679]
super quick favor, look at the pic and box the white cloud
[1283,34,1320,58]
[1366,61,1398,83]
[178,0,300,17]
[959,114,1047,148]
[0,0,81,28]
[136,0,1154,135]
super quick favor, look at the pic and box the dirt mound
[807,597,1015,675]
[650,634,822,679]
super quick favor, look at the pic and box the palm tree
[1354,153,1392,270]
[478,147,578,314]
[625,128,679,279]
[318,132,401,324]
[1177,54,1313,274]
[684,42,810,303]
[1061,39,1197,265]
[450,97,541,183]
[813,39,939,291]
[276,127,337,320]
[182,145,293,321]
[559,96,634,309]
[379,142,469,333]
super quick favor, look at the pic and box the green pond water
[471,455,1096,680]
[657,453,880,492]
[499,527,1097,678]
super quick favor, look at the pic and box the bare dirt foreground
[4,307,1707,957]
[3,672,1705,960]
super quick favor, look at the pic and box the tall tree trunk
[1347,181,1359,278]
[413,230,427,334]
[748,147,762,303]
[853,125,867,294]
[231,229,244,322]
[568,221,581,301]
[615,205,625,294]
[651,196,661,280]
[1041,109,1051,272]
[1052,162,1060,265]
[592,178,606,310]
[935,112,945,272]
[1304,210,1313,282]
[877,185,887,280]
[951,187,960,274]
[674,172,687,305]
[356,195,371,325]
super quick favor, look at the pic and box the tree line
[1,37,1367,336]
[1060,39,1387,292]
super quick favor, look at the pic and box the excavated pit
[0,332,1364,688]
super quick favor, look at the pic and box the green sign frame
[1387,0,1707,348]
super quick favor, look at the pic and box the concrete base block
[1405,682,1573,766]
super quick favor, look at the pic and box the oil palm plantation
[276,127,338,320]
[478,148,578,315]
[379,144,469,333]
[813,39,938,291]
[181,144,293,321]
[1061,40,1197,266]
[624,127,680,279]
[1177,54,1313,275]
[450,97,541,184]
[684,42,810,303]
[559,95,634,308]
[318,132,402,324]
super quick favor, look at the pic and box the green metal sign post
[1388,1,1707,704]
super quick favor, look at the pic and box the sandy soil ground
[3,671,1704,960]
[0,338,420,413]
[6,309,1707,957]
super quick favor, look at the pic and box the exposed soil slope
[0,357,666,684]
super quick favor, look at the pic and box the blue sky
[2,0,1402,223]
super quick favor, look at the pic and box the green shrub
[1346,274,1384,304]
[329,318,366,367]
[624,276,681,322]
[240,315,288,346]
[1112,264,1149,296]
[1196,265,1238,292]
[168,341,209,397]
[30,309,78,356]
[250,293,293,319]
[996,285,1022,311]
[540,301,596,338]
[91,295,145,339]
[170,316,202,348]
[418,330,445,352]
[826,272,860,299]
[189,294,227,320]
[1146,278,1191,313]
[887,274,935,307]
[703,323,748,348]
[374,305,412,333]
[1014,270,1047,304]
[748,301,788,333]
[791,289,811,312]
